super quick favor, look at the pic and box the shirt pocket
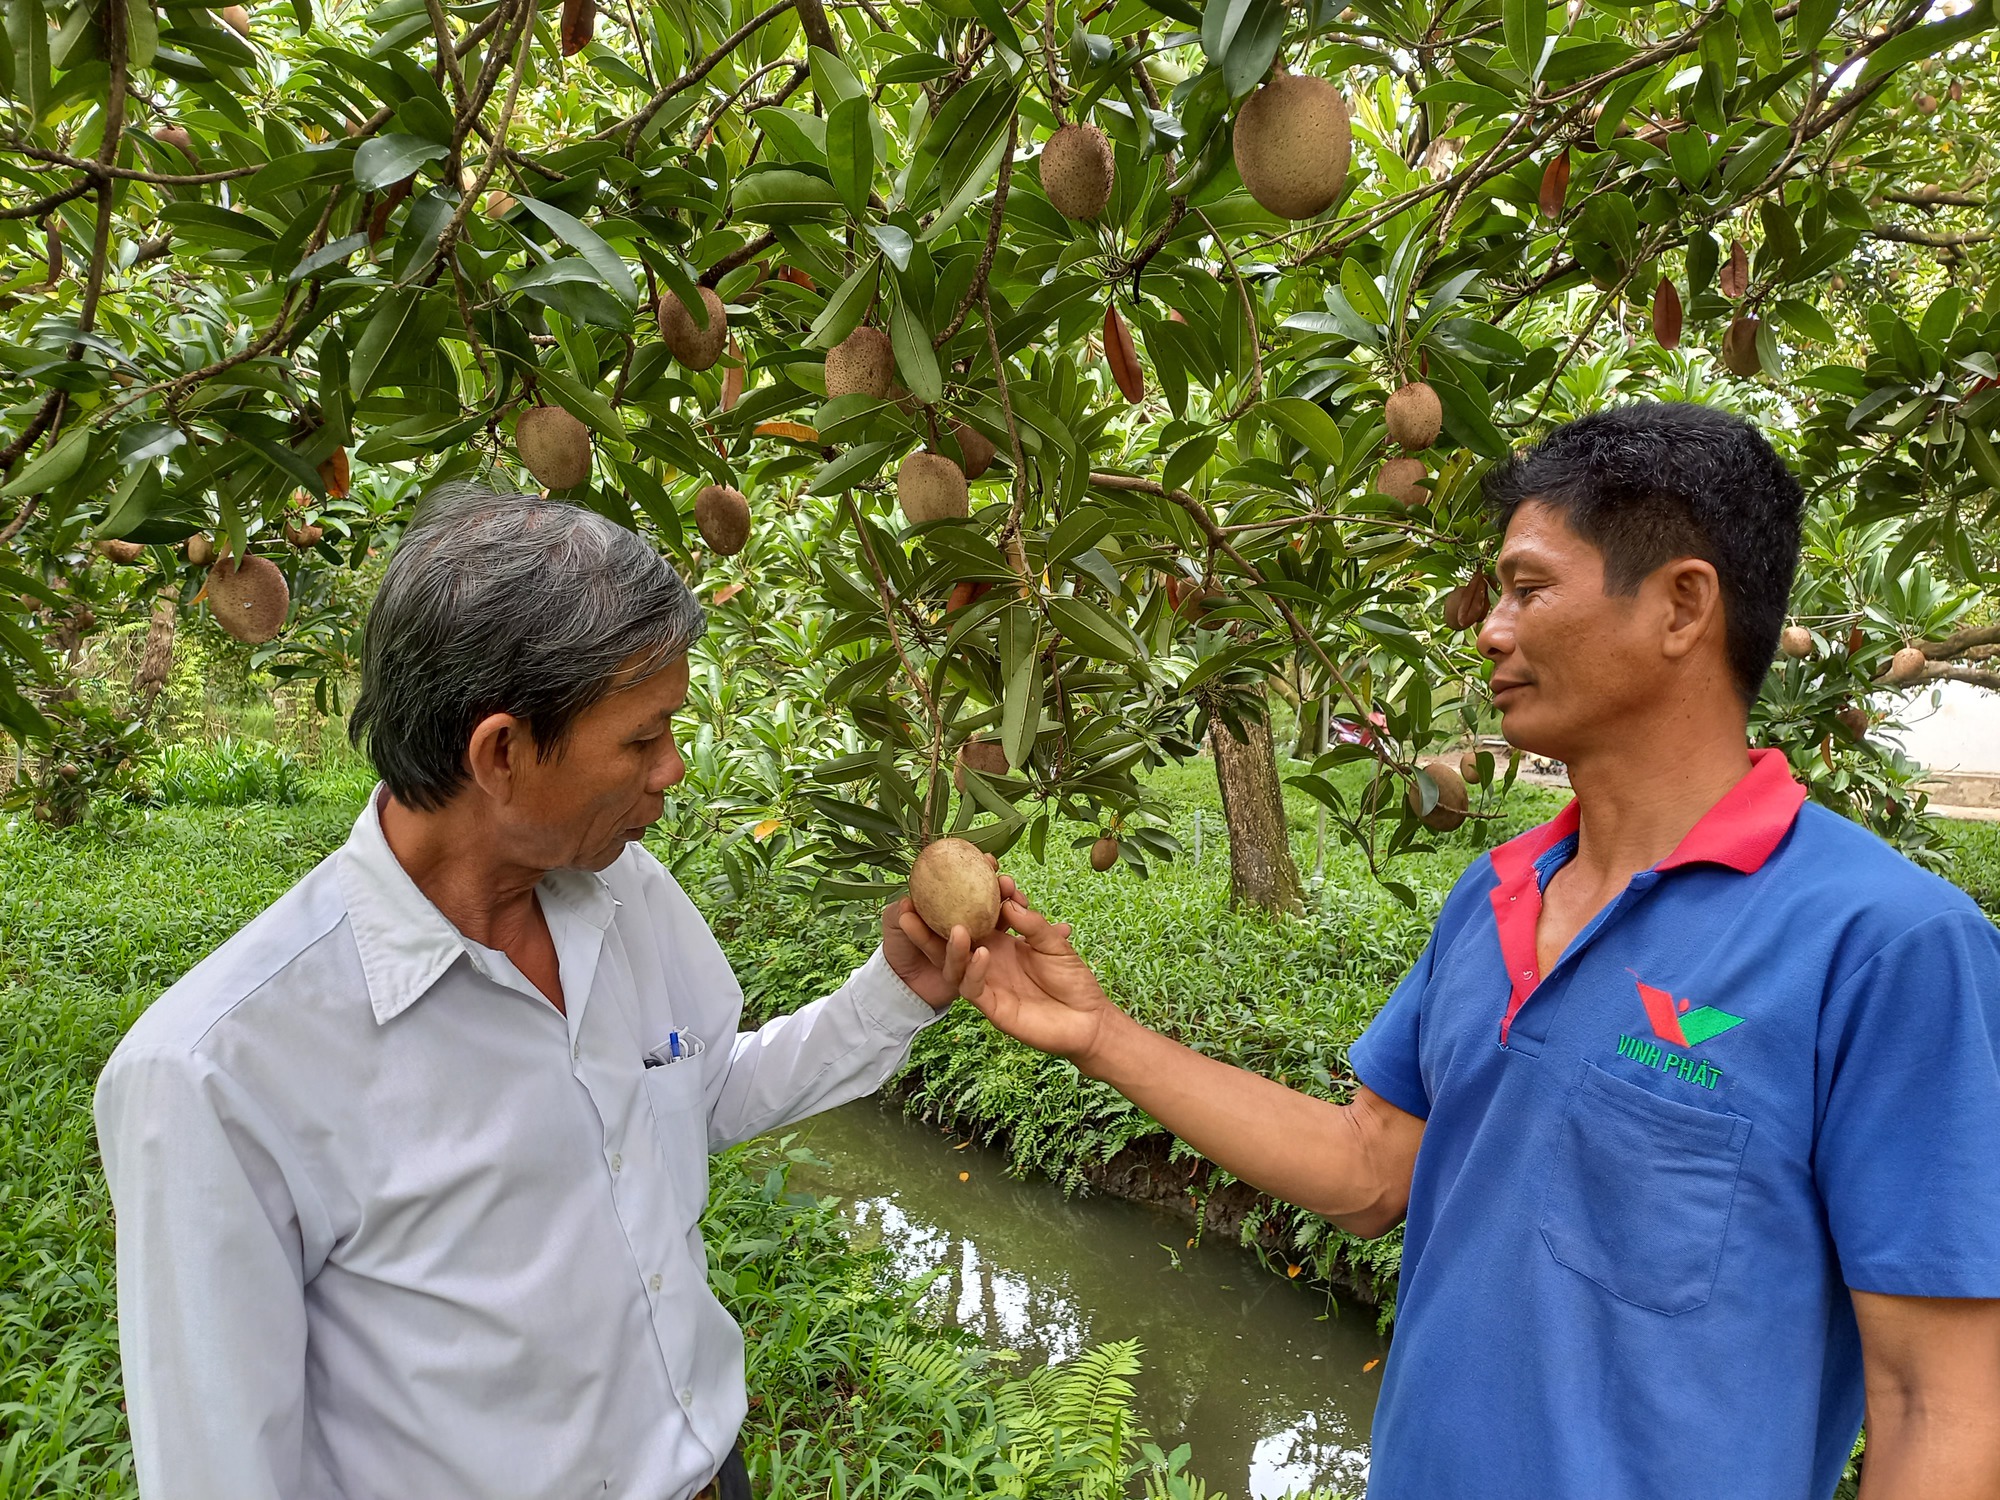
[1539,1060,1752,1316]
[641,1056,710,1228]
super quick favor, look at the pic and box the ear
[1656,557,1725,664]
[464,712,532,803]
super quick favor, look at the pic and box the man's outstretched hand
[894,875,1124,1069]
[881,896,970,1009]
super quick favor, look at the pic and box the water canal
[783,1098,1387,1498]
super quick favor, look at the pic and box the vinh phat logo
[1613,972,1743,1091]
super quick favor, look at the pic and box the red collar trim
[1485,749,1805,1045]
[1654,748,1807,874]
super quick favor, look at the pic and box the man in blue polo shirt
[908,402,2000,1498]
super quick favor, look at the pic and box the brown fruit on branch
[1104,304,1143,403]
[1090,835,1119,872]
[908,836,1002,940]
[1652,277,1683,350]
[897,452,970,525]
[1458,750,1489,786]
[945,579,993,613]
[1837,705,1869,741]
[516,406,593,489]
[1375,456,1430,506]
[694,484,751,556]
[1384,381,1443,450]
[207,554,290,644]
[1914,93,1938,115]
[1538,148,1571,219]
[152,124,197,164]
[1441,573,1493,632]
[824,326,895,401]
[953,739,1010,792]
[1041,123,1115,220]
[318,446,350,499]
[1719,240,1749,300]
[560,0,595,55]
[1885,646,1928,684]
[660,286,728,371]
[1949,80,1964,103]
[951,422,996,481]
[282,520,323,549]
[1408,759,1470,833]
[185,533,215,567]
[95,539,146,565]
[1779,625,1814,659]
[219,5,251,38]
[1720,317,1762,377]
[1233,73,1351,220]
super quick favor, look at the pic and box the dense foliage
[3,0,1999,881]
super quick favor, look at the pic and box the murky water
[781,1098,1386,1498]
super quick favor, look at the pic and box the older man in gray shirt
[95,484,960,1500]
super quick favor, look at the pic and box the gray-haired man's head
[349,483,705,813]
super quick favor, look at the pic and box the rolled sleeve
[1349,935,1436,1121]
[1815,910,2000,1298]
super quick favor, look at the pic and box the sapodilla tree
[0,0,1993,897]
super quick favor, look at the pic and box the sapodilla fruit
[516,405,593,489]
[95,539,146,565]
[897,452,970,525]
[952,422,997,481]
[825,326,895,401]
[153,124,197,164]
[1375,456,1429,506]
[1886,646,1928,684]
[1384,381,1443,450]
[1721,317,1762,377]
[1090,835,1119,872]
[207,554,289,644]
[660,286,728,371]
[954,739,1009,791]
[219,5,251,38]
[185,533,215,566]
[1233,73,1351,220]
[1041,123,1115,220]
[908,836,1002,940]
[1779,625,1814,659]
[1458,749,1489,786]
[1408,758,1470,833]
[1837,705,1869,740]
[946,579,993,613]
[694,484,751,556]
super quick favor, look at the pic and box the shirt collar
[336,787,618,1027]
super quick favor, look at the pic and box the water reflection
[784,1099,1384,1498]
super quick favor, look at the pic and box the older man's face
[515,654,690,872]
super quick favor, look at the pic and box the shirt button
[679,1388,694,1405]
[610,1153,622,1173]
[649,1273,662,1293]
[572,1041,581,1062]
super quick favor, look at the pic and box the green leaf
[731,168,843,224]
[0,424,91,496]
[810,255,882,349]
[1048,596,1143,663]
[349,286,420,397]
[1858,0,1993,85]
[1773,299,1835,346]
[1259,398,1343,472]
[826,95,875,218]
[1202,0,1285,97]
[536,363,629,442]
[1503,0,1547,81]
[810,441,895,495]
[808,46,866,106]
[353,134,444,191]
[888,278,942,406]
[288,231,368,282]
[517,197,640,305]
[1001,649,1042,770]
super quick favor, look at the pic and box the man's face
[1477,501,1668,763]
[506,654,690,872]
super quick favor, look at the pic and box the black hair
[1482,402,1803,705]
[349,483,706,812]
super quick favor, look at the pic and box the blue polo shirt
[1350,750,2000,1500]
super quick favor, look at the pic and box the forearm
[1083,1012,1409,1235]
[1857,1404,2000,1500]
[707,948,938,1148]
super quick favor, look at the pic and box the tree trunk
[1210,690,1304,915]
[131,586,177,721]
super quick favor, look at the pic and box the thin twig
[1197,208,1263,418]
[3,146,260,186]
[979,283,1032,544]
[936,110,1016,348]
[612,0,798,151]
[0,176,95,221]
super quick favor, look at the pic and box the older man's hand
[881,897,971,1009]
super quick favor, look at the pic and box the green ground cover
[3,760,1995,1495]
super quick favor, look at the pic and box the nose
[649,738,686,793]
[1476,594,1513,662]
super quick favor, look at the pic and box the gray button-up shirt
[95,791,940,1499]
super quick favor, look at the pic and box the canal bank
[784,1098,1388,1499]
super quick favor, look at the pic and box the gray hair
[349,482,706,812]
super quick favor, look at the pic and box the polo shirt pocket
[642,1057,709,1227]
[1539,1061,1751,1315]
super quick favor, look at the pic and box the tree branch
[1924,623,2000,660]
[3,145,259,186]
[611,0,798,151]
[698,231,777,287]
[0,176,95,221]
[1866,224,1995,248]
